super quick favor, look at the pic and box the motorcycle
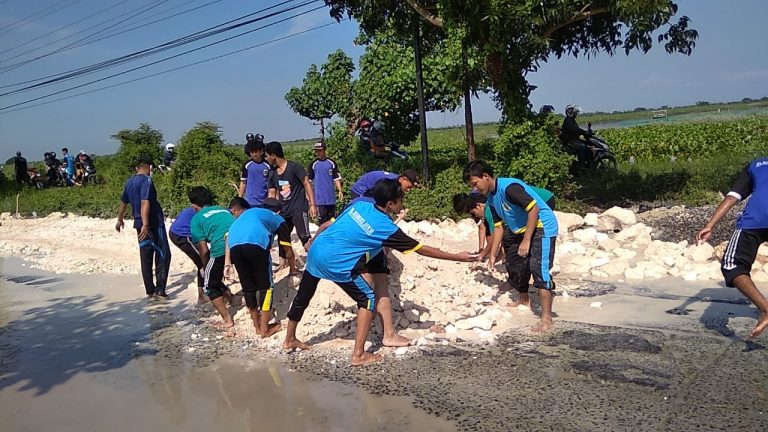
[586,134,617,171]
[27,168,47,190]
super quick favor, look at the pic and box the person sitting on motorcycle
[78,151,96,181]
[73,161,86,186]
[43,152,62,184]
[163,143,176,167]
[560,105,594,167]
[359,119,387,158]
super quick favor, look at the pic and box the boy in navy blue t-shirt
[307,142,343,225]
[239,140,277,207]
[116,155,171,299]
[697,157,768,338]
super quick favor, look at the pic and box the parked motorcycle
[27,168,46,189]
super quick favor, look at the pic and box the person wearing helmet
[358,120,387,158]
[560,105,593,168]
[239,136,277,208]
[163,143,176,167]
[244,133,264,155]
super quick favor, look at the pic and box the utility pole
[413,21,429,183]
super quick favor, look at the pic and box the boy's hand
[695,227,712,245]
[487,254,497,271]
[518,238,531,257]
[115,219,124,233]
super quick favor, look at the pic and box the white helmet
[565,105,582,118]
[165,143,176,151]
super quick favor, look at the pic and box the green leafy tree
[170,122,242,212]
[111,123,163,176]
[324,0,698,117]
[285,50,355,140]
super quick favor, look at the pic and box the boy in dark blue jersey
[697,157,768,338]
[169,205,206,303]
[463,160,559,333]
[349,169,419,199]
[239,140,277,207]
[283,179,478,366]
[307,142,343,225]
[116,155,171,299]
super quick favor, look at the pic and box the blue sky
[0,0,766,158]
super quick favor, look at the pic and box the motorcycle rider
[43,152,62,185]
[163,143,176,168]
[560,105,594,168]
[61,147,75,186]
[78,151,96,183]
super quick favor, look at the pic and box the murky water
[0,259,455,432]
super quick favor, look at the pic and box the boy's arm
[416,245,477,262]
[196,241,210,265]
[138,200,150,241]
[518,204,539,257]
[477,222,486,253]
[487,227,504,270]
[116,202,127,232]
[697,164,752,244]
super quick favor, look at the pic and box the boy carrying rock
[462,160,559,333]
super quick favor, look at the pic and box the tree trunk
[319,118,325,142]
[464,87,475,161]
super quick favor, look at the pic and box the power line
[0,5,327,110]
[0,1,80,37]
[0,21,338,115]
[0,0,133,57]
[0,0,171,71]
[0,0,308,86]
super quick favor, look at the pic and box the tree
[111,123,163,175]
[284,50,355,140]
[324,1,698,118]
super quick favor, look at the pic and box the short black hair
[188,186,214,207]
[135,154,153,168]
[264,141,284,158]
[399,168,420,185]
[228,197,250,211]
[372,178,404,207]
[452,192,485,214]
[261,197,282,213]
[463,160,494,182]
[62,147,68,152]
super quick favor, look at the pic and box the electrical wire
[0,21,337,115]
[0,5,327,111]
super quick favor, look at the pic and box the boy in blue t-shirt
[239,139,277,207]
[116,155,171,299]
[463,160,559,333]
[696,157,768,338]
[169,206,206,302]
[226,197,287,338]
[283,179,477,366]
[307,142,343,224]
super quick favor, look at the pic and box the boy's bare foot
[261,322,283,338]
[197,295,209,305]
[213,320,235,330]
[530,319,553,334]
[382,334,412,347]
[749,312,768,338]
[351,352,382,367]
[283,338,311,351]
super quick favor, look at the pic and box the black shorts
[286,271,375,323]
[169,232,205,287]
[277,211,311,257]
[230,244,274,311]
[317,204,336,225]
[721,228,768,286]
[358,250,389,275]
[203,255,227,301]
[503,230,556,292]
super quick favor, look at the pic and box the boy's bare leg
[732,274,768,338]
[283,320,310,350]
[364,273,411,347]
[249,308,262,336]
[351,308,381,367]
[511,292,531,308]
[260,309,282,338]
[211,296,234,330]
[531,289,554,333]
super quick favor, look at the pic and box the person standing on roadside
[264,141,317,274]
[12,151,28,185]
[239,138,277,207]
[61,148,75,186]
[307,141,343,225]
[696,157,768,338]
[116,155,171,299]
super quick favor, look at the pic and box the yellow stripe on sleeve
[494,221,503,227]
[525,201,536,211]
[513,227,527,234]
[403,243,423,254]
[279,241,292,247]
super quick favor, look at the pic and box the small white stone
[590,302,602,308]
[395,347,409,356]
[191,334,199,339]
